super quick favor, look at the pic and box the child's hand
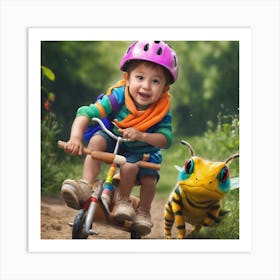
[118,127,167,148]
[63,138,84,156]
[118,127,143,142]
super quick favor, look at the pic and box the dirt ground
[41,195,172,239]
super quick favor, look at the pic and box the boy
[61,41,179,235]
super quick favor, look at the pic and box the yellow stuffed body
[164,140,239,239]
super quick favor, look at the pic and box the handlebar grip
[86,149,126,165]
[57,140,67,149]
[57,140,126,165]
[58,141,160,169]
[137,161,161,171]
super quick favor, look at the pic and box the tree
[169,41,239,135]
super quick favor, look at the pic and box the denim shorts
[93,130,161,181]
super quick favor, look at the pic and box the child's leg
[132,175,156,235]
[138,175,157,209]
[118,162,139,198]
[82,134,107,184]
[112,162,139,221]
[61,134,107,209]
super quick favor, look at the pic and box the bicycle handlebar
[91,117,130,142]
[57,140,127,165]
[58,118,160,170]
[57,140,160,170]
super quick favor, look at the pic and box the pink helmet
[120,41,179,84]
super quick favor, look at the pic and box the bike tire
[130,230,142,239]
[72,209,89,239]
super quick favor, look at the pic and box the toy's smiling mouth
[179,182,224,200]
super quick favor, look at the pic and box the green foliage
[41,41,130,139]
[41,66,56,113]
[41,65,55,81]
[41,112,64,194]
[170,41,239,136]
[41,66,64,194]
[199,113,239,175]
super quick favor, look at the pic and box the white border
[28,27,252,253]
[1,1,279,279]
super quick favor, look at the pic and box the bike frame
[58,117,160,238]
[79,118,128,236]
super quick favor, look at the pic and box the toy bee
[164,140,239,239]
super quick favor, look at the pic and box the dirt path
[41,195,170,239]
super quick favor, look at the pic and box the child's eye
[152,79,160,84]
[136,75,143,81]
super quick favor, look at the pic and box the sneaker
[132,207,153,235]
[112,197,136,222]
[61,179,92,210]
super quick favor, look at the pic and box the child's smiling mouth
[138,92,150,99]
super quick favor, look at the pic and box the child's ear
[123,72,129,85]
[164,85,170,93]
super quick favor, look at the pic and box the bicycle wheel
[72,209,90,239]
[130,230,142,239]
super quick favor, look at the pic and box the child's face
[125,63,169,107]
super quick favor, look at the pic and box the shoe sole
[132,221,152,235]
[61,184,80,210]
[114,212,135,223]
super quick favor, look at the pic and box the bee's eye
[185,159,194,175]
[219,166,230,183]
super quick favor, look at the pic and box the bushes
[41,112,64,194]
[194,113,239,176]
[41,66,64,194]
[203,113,239,160]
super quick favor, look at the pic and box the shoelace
[116,197,132,206]
[136,207,151,218]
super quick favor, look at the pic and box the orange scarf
[106,79,170,132]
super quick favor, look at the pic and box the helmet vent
[174,56,177,66]
[157,47,163,55]
[144,43,149,51]
[154,41,160,44]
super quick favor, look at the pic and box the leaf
[47,92,56,102]
[41,66,55,81]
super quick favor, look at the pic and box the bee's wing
[174,165,183,172]
[230,177,239,190]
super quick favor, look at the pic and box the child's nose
[142,80,151,90]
